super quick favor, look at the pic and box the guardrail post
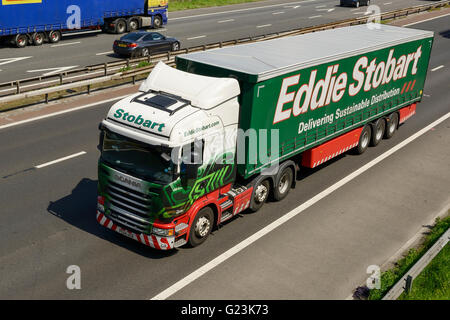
[59,73,63,85]
[16,81,20,94]
[404,275,413,294]
[104,63,108,76]
[167,52,170,61]
[132,75,136,85]
[45,93,49,104]
[87,84,91,95]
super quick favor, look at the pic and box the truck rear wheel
[14,34,28,48]
[384,112,399,139]
[356,125,371,154]
[115,19,127,34]
[273,166,293,201]
[188,207,214,247]
[249,178,271,212]
[370,118,386,146]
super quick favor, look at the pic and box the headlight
[152,227,174,237]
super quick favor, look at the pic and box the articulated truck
[97,24,433,250]
[0,0,168,48]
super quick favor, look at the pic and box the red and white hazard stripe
[96,211,174,250]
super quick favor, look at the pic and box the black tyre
[249,179,271,212]
[188,207,214,247]
[356,125,372,154]
[15,34,28,48]
[140,47,150,57]
[128,18,139,32]
[153,15,162,28]
[370,118,386,147]
[384,112,399,139]
[48,30,61,43]
[273,166,293,201]
[115,19,127,34]
[32,32,44,46]
[171,41,180,52]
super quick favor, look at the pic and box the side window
[143,34,154,41]
[152,33,163,40]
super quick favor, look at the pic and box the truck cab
[97,62,242,249]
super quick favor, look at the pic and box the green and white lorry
[97,24,433,250]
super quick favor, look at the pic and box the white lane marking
[315,5,326,8]
[150,112,450,300]
[403,13,450,27]
[171,1,313,20]
[0,56,33,66]
[431,65,444,72]
[317,8,335,12]
[27,66,79,76]
[272,11,285,15]
[50,41,81,48]
[257,24,272,28]
[309,15,322,19]
[35,151,87,169]
[285,5,301,9]
[218,19,235,23]
[96,51,114,56]
[384,2,392,4]
[350,8,361,11]
[0,95,129,131]
[187,35,206,40]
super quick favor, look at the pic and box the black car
[340,0,371,7]
[113,31,180,58]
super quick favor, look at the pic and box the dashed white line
[96,51,114,56]
[272,11,285,15]
[50,41,81,48]
[35,151,87,169]
[186,35,206,40]
[151,111,450,300]
[218,19,234,23]
[309,15,322,19]
[431,65,444,72]
[315,4,326,8]
[257,24,272,28]
[383,2,392,5]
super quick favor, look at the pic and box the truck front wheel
[153,15,162,28]
[188,207,214,247]
[249,179,271,212]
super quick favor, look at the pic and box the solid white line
[187,35,206,40]
[0,95,129,131]
[403,13,450,27]
[50,41,81,48]
[170,1,314,21]
[218,19,235,23]
[35,151,87,169]
[309,15,322,19]
[431,65,444,72]
[257,24,272,28]
[151,112,450,300]
[96,51,114,56]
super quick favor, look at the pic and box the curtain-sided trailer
[97,24,434,250]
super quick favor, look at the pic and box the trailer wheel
[384,113,399,139]
[48,30,61,43]
[249,178,271,212]
[356,125,372,154]
[273,166,293,201]
[188,207,214,247]
[153,15,163,28]
[32,32,44,46]
[370,118,386,147]
[115,19,127,34]
[15,34,28,48]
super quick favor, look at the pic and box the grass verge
[168,0,265,11]
[398,243,449,300]
[368,214,450,300]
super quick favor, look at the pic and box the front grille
[106,181,152,234]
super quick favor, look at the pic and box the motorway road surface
[0,14,449,299]
[0,0,435,82]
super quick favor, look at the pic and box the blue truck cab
[0,0,168,48]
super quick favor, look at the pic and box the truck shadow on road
[47,178,177,259]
